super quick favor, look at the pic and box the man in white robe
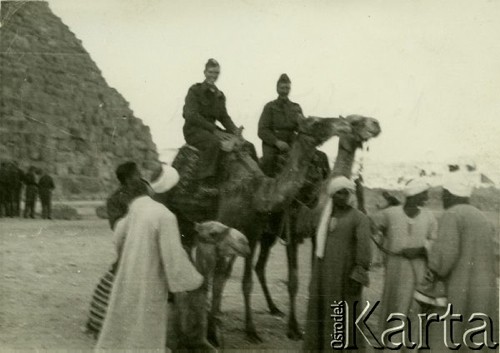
[370,179,438,350]
[95,165,203,351]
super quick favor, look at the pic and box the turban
[443,173,473,197]
[316,176,356,258]
[205,58,220,70]
[404,179,430,197]
[327,176,355,196]
[277,73,291,85]
[150,164,179,194]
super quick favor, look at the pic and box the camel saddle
[160,145,219,224]
[161,137,257,224]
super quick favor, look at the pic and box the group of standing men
[0,161,55,219]
[303,174,498,352]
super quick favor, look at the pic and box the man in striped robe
[86,161,151,337]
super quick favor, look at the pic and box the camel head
[297,115,352,146]
[343,114,381,144]
[194,221,250,258]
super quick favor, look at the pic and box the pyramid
[0,1,160,198]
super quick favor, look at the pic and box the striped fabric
[85,267,116,339]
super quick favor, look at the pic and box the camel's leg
[311,235,316,267]
[208,255,236,348]
[286,239,303,340]
[255,232,284,317]
[243,241,263,343]
[211,255,236,316]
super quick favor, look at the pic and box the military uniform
[0,163,16,217]
[38,174,55,219]
[258,97,303,176]
[182,81,238,179]
[12,166,24,217]
[0,164,7,217]
[23,171,38,218]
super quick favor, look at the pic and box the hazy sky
[45,0,500,164]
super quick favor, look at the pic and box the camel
[171,221,250,352]
[85,220,249,348]
[156,114,380,344]
[255,115,381,341]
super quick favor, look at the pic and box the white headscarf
[403,178,430,197]
[150,165,180,194]
[315,176,355,258]
[443,173,473,197]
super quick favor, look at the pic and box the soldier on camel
[258,73,304,177]
[182,59,256,189]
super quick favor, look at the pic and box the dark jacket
[13,167,25,190]
[38,175,55,190]
[182,82,238,136]
[24,172,38,186]
[258,97,303,146]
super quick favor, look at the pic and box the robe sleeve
[424,213,438,252]
[158,211,203,293]
[369,209,388,235]
[349,213,372,286]
[428,210,461,278]
[356,213,372,270]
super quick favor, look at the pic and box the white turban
[443,174,473,197]
[316,176,356,258]
[150,165,179,194]
[327,176,355,195]
[404,179,430,197]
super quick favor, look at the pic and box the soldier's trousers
[261,143,287,178]
[24,186,37,218]
[0,186,14,217]
[13,187,22,217]
[39,190,52,219]
[183,128,222,180]
[0,187,5,217]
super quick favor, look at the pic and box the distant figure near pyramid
[0,1,160,198]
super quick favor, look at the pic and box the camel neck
[253,134,317,212]
[331,135,359,178]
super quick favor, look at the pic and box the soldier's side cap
[277,73,291,84]
[205,58,220,69]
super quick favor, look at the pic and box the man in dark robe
[106,161,145,230]
[304,176,372,352]
[87,161,154,337]
[182,59,240,184]
[23,166,38,219]
[258,73,303,177]
[426,175,499,351]
[38,169,55,219]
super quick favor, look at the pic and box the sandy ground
[0,204,497,352]
[0,216,385,352]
